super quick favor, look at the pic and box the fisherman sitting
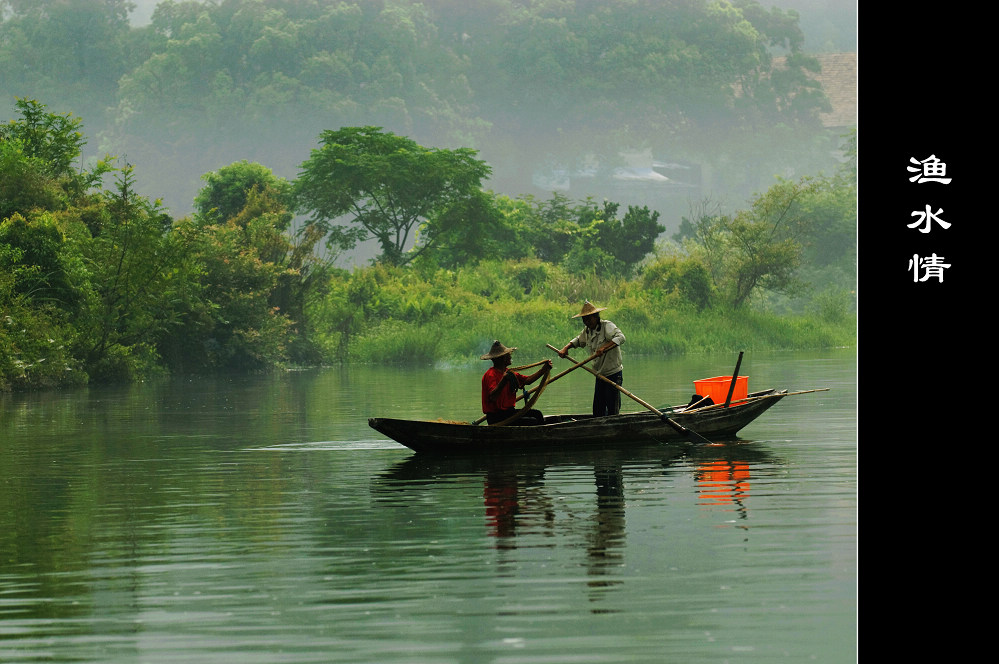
[480,340,552,425]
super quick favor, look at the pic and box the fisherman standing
[557,301,626,417]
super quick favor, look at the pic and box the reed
[320,259,855,365]
[345,304,854,364]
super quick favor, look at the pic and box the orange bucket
[693,375,748,406]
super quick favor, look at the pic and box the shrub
[641,255,715,310]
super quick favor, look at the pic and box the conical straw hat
[480,340,517,360]
[571,300,608,319]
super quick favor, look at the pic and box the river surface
[1,349,856,663]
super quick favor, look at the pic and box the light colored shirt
[567,319,625,376]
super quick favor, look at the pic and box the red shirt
[481,367,527,413]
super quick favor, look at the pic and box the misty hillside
[3,0,856,232]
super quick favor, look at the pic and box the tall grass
[335,261,857,364]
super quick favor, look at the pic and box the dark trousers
[486,409,545,425]
[593,371,623,417]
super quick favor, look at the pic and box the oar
[545,344,714,445]
[540,350,602,386]
[472,350,602,425]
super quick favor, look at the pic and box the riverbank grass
[346,304,855,365]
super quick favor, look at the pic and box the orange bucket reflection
[695,460,751,506]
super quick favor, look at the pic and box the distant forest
[1,0,854,228]
[2,1,857,390]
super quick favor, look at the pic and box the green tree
[106,0,481,212]
[799,131,857,270]
[0,98,110,212]
[420,188,510,269]
[76,165,188,381]
[494,193,663,276]
[0,209,86,389]
[194,160,293,226]
[641,252,715,311]
[466,0,825,164]
[168,209,294,372]
[0,239,83,390]
[514,193,582,265]
[220,174,329,365]
[0,97,85,178]
[690,177,818,307]
[0,1,136,127]
[0,137,68,219]
[166,163,329,370]
[294,126,492,266]
[575,199,664,276]
[0,213,79,309]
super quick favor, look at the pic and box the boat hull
[369,389,786,454]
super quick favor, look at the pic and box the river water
[1,349,856,663]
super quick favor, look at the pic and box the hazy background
[3,0,857,265]
[128,1,857,52]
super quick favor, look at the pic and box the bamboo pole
[546,344,714,445]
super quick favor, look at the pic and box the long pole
[537,350,602,387]
[546,345,713,445]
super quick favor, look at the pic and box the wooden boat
[369,388,793,455]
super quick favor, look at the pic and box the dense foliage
[2,100,855,390]
[1,0,841,213]
[294,126,493,266]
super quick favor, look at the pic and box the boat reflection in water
[376,441,778,607]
